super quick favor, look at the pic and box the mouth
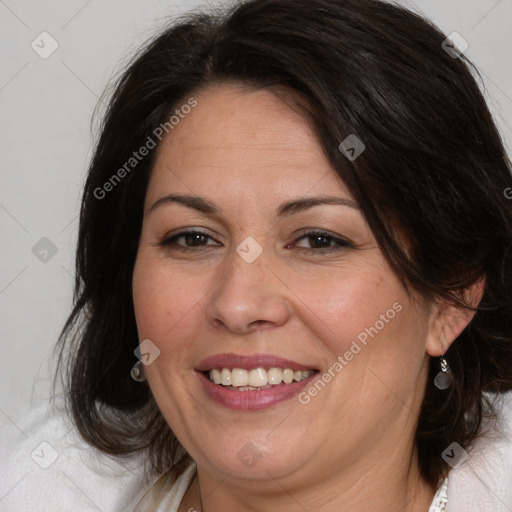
[195,354,319,410]
[204,367,316,391]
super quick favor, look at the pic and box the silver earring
[434,355,452,390]
[130,360,146,382]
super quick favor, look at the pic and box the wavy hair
[55,0,512,489]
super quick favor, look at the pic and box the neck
[179,449,436,512]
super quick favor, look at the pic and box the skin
[132,84,478,511]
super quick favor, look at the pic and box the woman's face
[132,84,435,487]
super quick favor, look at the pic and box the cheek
[132,252,202,359]
[290,260,429,399]
[131,253,207,421]
[290,263,400,353]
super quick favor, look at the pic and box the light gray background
[1,0,511,429]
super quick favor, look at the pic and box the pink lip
[197,372,317,411]
[194,354,318,411]
[195,353,318,411]
[195,353,316,372]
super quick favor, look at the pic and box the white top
[1,393,511,511]
[430,479,448,512]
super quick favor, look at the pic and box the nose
[205,249,291,334]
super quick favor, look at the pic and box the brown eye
[159,230,221,249]
[183,233,209,246]
[307,234,333,248]
[293,231,352,251]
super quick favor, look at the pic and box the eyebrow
[277,196,360,216]
[148,194,359,216]
[148,194,219,215]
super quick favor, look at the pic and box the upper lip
[195,353,317,372]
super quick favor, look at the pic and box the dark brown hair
[55,0,512,488]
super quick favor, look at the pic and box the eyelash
[290,230,352,252]
[158,230,219,251]
[158,229,352,253]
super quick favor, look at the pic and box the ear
[425,277,486,357]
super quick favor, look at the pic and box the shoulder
[447,392,512,511]
[0,397,147,511]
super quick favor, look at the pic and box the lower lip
[197,372,317,411]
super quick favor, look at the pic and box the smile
[207,367,315,390]
[196,353,319,410]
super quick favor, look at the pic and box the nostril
[248,319,267,329]
[210,318,225,329]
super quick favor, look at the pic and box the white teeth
[231,368,248,387]
[249,368,267,387]
[208,367,314,389]
[282,369,294,384]
[237,385,271,391]
[211,368,221,385]
[267,368,283,385]
[221,368,231,386]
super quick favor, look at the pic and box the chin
[192,430,318,482]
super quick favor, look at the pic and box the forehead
[146,84,352,208]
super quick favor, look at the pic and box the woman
[54,0,512,510]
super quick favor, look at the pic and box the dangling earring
[434,355,452,390]
[130,360,146,382]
